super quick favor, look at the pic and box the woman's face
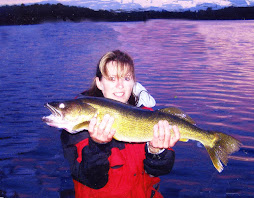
[96,61,135,103]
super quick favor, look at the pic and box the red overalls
[74,139,163,198]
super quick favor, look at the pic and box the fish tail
[205,131,242,173]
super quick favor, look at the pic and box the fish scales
[84,97,215,144]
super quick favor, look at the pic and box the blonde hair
[97,51,135,80]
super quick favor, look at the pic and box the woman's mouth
[114,92,124,97]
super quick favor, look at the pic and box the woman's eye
[109,77,115,81]
[124,77,130,81]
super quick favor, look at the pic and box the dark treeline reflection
[1,3,254,25]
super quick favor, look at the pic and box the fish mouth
[45,103,63,117]
[42,103,63,123]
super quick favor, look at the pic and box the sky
[0,0,253,11]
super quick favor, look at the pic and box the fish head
[42,99,97,133]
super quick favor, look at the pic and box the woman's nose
[116,78,124,88]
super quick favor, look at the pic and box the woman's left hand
[148,120,180,153]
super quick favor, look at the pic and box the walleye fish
[42,96,241,173]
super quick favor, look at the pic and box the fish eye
[59,103,65,109]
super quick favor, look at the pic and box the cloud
[0,0,41,5]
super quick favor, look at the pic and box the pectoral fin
[73,121,90,132]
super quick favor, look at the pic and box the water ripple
[0,20,254,197]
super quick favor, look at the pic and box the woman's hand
[149,120,180,153]
[88,114,116,144]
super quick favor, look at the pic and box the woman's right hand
[88,114,116,144]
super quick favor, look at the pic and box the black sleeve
[143,144,175,177]
[61,130,112,189]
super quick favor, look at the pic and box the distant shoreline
[1,3,254,26]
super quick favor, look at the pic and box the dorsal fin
[158,107,196,125]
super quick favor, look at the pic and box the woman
[61,50,180,198]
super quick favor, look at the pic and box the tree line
[0,3,254,25]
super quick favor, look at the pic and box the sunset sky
[0,0,253,10]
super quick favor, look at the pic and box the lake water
[0,19,254,197]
